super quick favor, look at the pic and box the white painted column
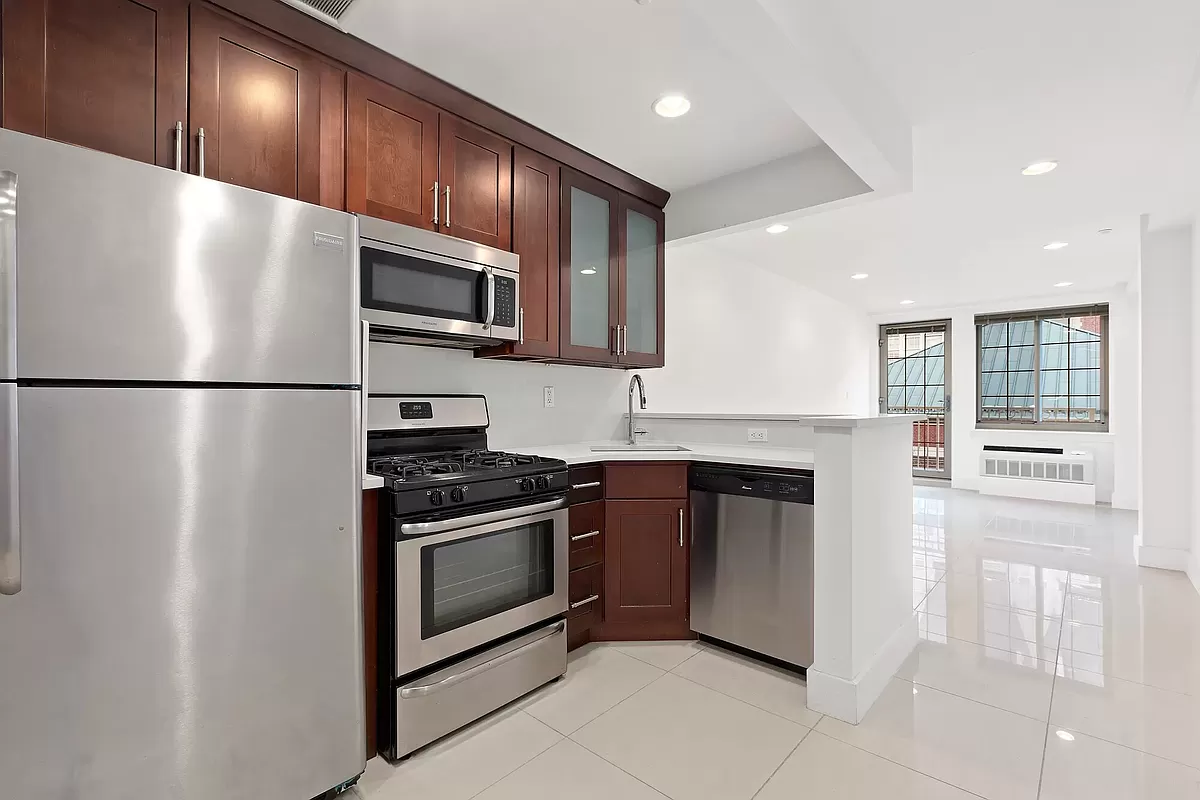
[1137,217,1194,574]
[806,416,917,723]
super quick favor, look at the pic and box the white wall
[872,287,1140,509]
[651,242,876,415]
[1137,219,1193,564]
[366,343,630,450]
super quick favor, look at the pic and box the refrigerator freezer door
[0,386,364,799]
[0,130,358,385]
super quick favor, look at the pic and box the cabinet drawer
[569,501,604,570]
[567,464,604,504]
[568,563,603,622]
[604,463,688,499]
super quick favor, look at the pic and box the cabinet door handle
[570,530,600,542]
[173,121,183,171]
[445,184,451,228]
[570,480,600,490]
[570,594,599,610]
[432,181,439,225]
[678,508,684,547]
[197,127,206,177]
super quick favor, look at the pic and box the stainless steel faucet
[628,374,647,445]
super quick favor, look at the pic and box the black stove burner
[368,449,554,481]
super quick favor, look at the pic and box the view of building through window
[975,305,1108,429]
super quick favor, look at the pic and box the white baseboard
[1188,553,1200,599]
[806,613,917,724]
[975,475,1096,505]
[1137,544,1191,572]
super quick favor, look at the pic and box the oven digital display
[399,402,434,420]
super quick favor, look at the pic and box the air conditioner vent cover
[280,0,356,27]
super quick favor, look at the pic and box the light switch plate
[543,386,555,408]
[747,428,768,443]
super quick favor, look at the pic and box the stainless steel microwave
[358,215,520,347]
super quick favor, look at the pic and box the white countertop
[513,441,815,471]
[625,412,923,429]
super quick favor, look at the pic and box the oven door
[394,498,567,676]
[359,237,519,342]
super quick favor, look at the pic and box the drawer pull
[571,480,601,490]
[571,530,601,542]
[570,594,599,610]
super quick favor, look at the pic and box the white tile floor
[352,486,1200,800]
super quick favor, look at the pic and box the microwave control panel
[493,275,517,328]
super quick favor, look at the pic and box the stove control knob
[428,489,445,506]
[535,475,550,490]
[517,477,534,493]
[450,486,467,503]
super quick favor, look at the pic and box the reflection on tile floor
[355,486,1200,800]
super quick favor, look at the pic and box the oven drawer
[393,620,566,758]
[569,500,604,570]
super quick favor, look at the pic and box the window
[976,304,1108,430]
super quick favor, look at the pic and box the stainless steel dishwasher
[689,464,815,670]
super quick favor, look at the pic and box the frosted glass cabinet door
[560,169,619,362]
[618,195,665,367]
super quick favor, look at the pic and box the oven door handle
[399,496,566,536]
[399,620,566,699]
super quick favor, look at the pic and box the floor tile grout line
[610,641,707,671]
[561,664,673,739]
[917,629,1060,663]
[1040,723,1200,773]
[1035,571,1071,800]
[665,669,821,728]
[565,729,675,799]
[890,674,1053,724]
[458,710,565,800]
[747,724,813,800]
[808,728,992,799]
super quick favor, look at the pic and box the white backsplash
[367,342,630,449]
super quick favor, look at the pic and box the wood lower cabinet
[189,4,342,205]
[345,71,439,229]
[602,499,689,639]
[2,0,187,168]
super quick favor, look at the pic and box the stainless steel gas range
[367,394,568,760]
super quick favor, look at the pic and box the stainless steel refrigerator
[0,130,365,799]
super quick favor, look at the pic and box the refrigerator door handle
[0,383,19,595]
[1,169,14,378]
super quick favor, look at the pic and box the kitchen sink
[589,444,691,452]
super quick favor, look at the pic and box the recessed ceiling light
[1054,281,1073,288]
[850,273,869,280]
[1098,227,1113,234]
[1022,160,1058,176]
[765,224,789,234]
[580,267,597,275]
[653,94,691,118]
[900,299,915,305]
[1043,241,1069,250]
[1055,730,1075,742]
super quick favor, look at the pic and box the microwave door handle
[482,266,495,330]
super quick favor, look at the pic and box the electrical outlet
[747,428,768,443]
[543,386,555,408]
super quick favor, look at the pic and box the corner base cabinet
[601,499,689,639]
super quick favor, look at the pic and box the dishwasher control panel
[690,465,814,504]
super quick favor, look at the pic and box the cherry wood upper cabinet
[618,194,666,368]
[559,168,620,364]
[189,4,342,205]
[603,499,689,639]
[438,115,512,251]
[1,0,187,168]
[345,71,439,230]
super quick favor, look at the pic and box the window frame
[975,304,1109,432]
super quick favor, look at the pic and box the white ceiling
[340,0,823,191]
[342,0,1200,313]
[686,0,1200,312]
